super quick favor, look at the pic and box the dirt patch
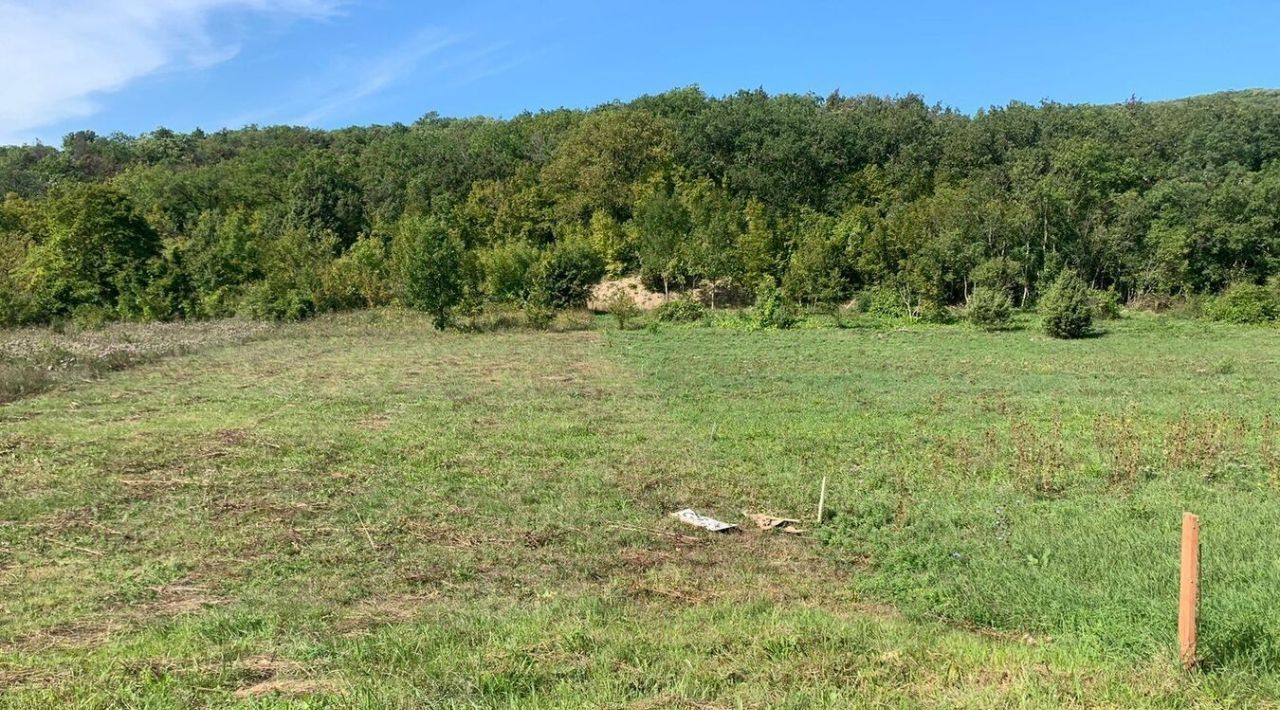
[236,654,305,679]
[6,618,118,653]
[336,594,434,633]
[588,276,749,311]
[234,678,343,699]
[0,667,69,690]
[146,579,232,615]
[588,276,668,311]
[229,653,344,698]
[356,415,392,430]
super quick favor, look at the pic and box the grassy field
[1,310,1278,707]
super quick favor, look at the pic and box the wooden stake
[817,475,828,525]
[1179,512,1200,671]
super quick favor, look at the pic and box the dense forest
[2,86,1280,327]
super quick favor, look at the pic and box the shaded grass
[0,310,1275,705]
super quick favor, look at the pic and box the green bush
[478,240,539,303]
[1040,270,1094,339]
[522,290,555,330]
[1091,288,1123,320]
[323,235,392,309]
[861,285,911,318]
[237,228,336,321]
[750,276,793,329]
[656,294,706,323]
[532,238,605,309]
[393,216,464,329]
[917,298,955,324]
[604,289,640,329]
[1204,283,1278,324]
[965,287,1013,330]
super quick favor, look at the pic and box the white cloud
[288,28,463,126]
[0,0,338,144]
[224,28,529,129]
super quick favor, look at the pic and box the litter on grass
[669,509,738,532]
[746,512,805,534]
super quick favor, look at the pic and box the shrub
[1204,283,1278,324]
[1091,288,1123,320]
[656,294,706,324]
[860,285,911,319]
[970,256,1023,301]
[392,216,464,329]
[69,304,114,329]
[532,238,605,309]
[553,309,595,331]
[236,228,338,321]
[478,240,539,303]
[522,293,555,330]
[1040,270,1094,339]
[604,289,640,329]
[917,298,955,324]
[323,235,392,309]
[965,287,1013,330]
[750,276,793,329]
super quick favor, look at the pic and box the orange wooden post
[1178,512,1200,670]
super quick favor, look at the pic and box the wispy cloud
[288,28,464,126]
[0,0,339,144]
[272,30,534,128]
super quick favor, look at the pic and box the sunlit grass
[0,310,1276,706]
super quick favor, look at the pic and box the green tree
[541,108,676,222]
[633,187,691,297]
[679,178,741,306]
[738,198,779,287]
[393,216,465,329]
[782,210,846,306]
[17,184,161,318]
[285,154,366,248]
[239,227,337,321]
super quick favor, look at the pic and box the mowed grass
[0,310,1276,707]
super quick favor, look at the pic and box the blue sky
[3,0,1279,145]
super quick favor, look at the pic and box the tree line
[2,86,1280,328]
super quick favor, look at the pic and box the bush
[604,289,640,329]
[522,295,555,330]
[236,227,336,321]
[532,238,605,309]
[478,240,539,303]
[1040,270,1094,339]
[965,287,1013,330]
[750,276,793,329]
[860,285,911,319]
[970,256,1023,300]
[656,294,706,323]
[1091,288,1123,320]
[917,298,955,324]
[69,304,114,329]
[553,309,595,331]
[323,235,392,309]
[1204,283,1279,324]
[393,216,464,329]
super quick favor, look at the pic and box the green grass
[1,310,1277,706]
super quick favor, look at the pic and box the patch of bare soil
[234,678,343,699]
[0,666,69,690]
[588,277,668,311]
[231,655,344,699]
[588,276,749,311]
